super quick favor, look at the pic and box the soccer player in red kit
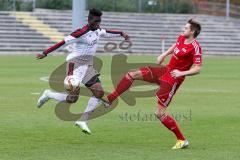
[102,19,202,149]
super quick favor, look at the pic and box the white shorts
[66,62,100,86]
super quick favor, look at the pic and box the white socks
[46,90,68,102]
[79,96,101,122]
[45,90,100,122]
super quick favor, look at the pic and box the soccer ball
[64,75,81,92]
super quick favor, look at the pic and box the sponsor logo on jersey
[95,31,99,36]
[90,39,98,46]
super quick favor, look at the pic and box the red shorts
[139,66,184,108]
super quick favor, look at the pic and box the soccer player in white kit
[36,9,130,134]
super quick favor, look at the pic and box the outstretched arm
[36,25,90,59]
[36,40,66,59]
[100,29,130,41]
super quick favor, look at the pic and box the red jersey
[167,35,202,71]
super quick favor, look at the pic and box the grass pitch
[0,55,240,160]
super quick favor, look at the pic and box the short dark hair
[188,19,201,38]
[89,8,102,17]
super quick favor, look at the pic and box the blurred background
[1,0,240,15]
[0,0,239,55]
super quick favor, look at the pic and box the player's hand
[36,53,47,60]
[122,32,130,41]
[171,69,184,78]
[157,55,165,65]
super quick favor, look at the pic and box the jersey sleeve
[65,25,90,44]
[64,35,76,45]
[42,25,89,55]
[70,25,90,38]
[42,40,65,55]
[193,44,202,65]
[100,28,123,38]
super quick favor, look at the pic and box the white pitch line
[39,76,49,82]
[180,88,234,93]
[131,85,158,91]
[31,92,40,95]
[39,77,239,94]
[131,85,239,94]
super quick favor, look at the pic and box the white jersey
[42,25,123,65]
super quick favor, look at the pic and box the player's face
[88,16,101,31]
[182,23,194,38]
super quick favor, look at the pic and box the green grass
[0,55,240,160]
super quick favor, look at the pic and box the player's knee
[126,69,140,80]
[155,108,166,120]
[93,90,104,99]
[155,112,162,119]
[66,95,79,103]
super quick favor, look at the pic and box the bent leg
[107,69,143,103]
[46,90,68,102]
[89,82,105,99]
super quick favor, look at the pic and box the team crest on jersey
[182,48,187,52]
[174,47,180,54]
[195,57,201,63]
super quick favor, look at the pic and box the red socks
[160,115,185,140]
[107,74,133,103]
[108,73,185,141]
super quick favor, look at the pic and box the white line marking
[131,85,239,93]
[40,76,49,82]
[31,92,40,95]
